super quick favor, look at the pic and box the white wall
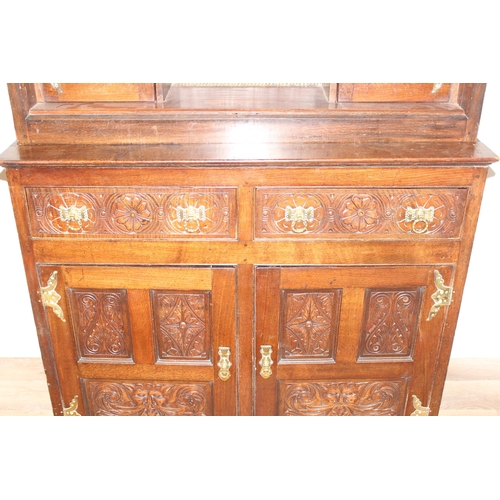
[0,84,498,358]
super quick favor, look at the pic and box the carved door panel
[38,265,236,416]
[255,266,453,416]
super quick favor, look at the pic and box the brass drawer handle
[217,347,232,381]
[40,271,66,322]
[57,204,90,231]
[427,270,452,321]
[259,345,273,379]
[285,205,315,233]
[405,206,435,234]
[175,205,207,233]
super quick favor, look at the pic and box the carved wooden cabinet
[1,83,497,416]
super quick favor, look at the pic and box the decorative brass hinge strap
[40,271,66,322]
[410,395,430,416]
[217,347,232,381]
[427,270,452,321]
[63,396,81,416]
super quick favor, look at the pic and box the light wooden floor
[0,357,499,416]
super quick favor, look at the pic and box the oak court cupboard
[1,83,497,416]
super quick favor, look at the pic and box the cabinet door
[39,266,236,416]
[255,266,452,416]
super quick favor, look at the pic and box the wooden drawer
[338,84,452,102]
[255,187,468,238]
[41,83,155,102]
[26,187,237,239]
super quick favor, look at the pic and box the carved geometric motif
[84,380,213,415]
[256,188,467,237]
[153,291,211,361]
[359,289,422,359]
[69,289,132,359]
[281,291,340,360]
[280,380,407,416]
[26,188,236,238]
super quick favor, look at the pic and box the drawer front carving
[279,379,408,416]
[256,188,467,238]
[83,380,213,416]
[26,188,237,238]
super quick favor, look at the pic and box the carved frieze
[26,188,236,237]
[84,380,213,416]
[256,188,467,237]
[280,380,407,416]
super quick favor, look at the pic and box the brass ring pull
[291,220,308,233]
[217,347,232,381]
[259,345,273,379]
[412,219,429,234]
[183,218,201,233]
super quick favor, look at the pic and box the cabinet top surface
[0,141,497,167]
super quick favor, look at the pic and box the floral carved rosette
[337,193,383,233]
[108,193,157,234]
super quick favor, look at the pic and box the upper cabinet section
[7,83,487,145]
